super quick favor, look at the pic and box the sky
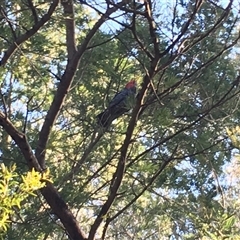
[85,0,240,34]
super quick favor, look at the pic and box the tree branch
[0,7,17,40]
[59,130,104,185]
[26,0,39,24]
[101,106,237,234]
[130,4,154,60]
[105,157,171,231]
[87,1,163,236]
[135,78,240,164]
[35,0,128,169]
[158,0,203,59]
[144,0,160,58]
[62,0,77,59]
[0,112,42,170]
[0,0,59,66]
[0,112,87,240]
[177,0,234,55]
[88,77,148,239]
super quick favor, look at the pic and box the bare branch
[88,1,165,237]
[0,0,59,66]
[88,72,150,240]
[144,0,160,58]
[62,0,77,59]
[104,158,171,235]
[0,112,42,170]
[0,6,17,40]
[35,0,129,169]
[137,78,240,163]
[130,5,154,60]
[88,43,161,240]
[159,0,203,59]
[59,130,104,185]
[87,29,125,49]
[178,0,234,55]
[47,69,62,81]
[23,96,33,133]
[26,0,39,24]
[105,134,231,231]
[0,112,87,240]
[142,34,240,115]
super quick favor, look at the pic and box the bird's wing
[108,88,129,108]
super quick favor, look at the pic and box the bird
[97,79,137,128]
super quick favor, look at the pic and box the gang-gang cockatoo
[97,79,137,127]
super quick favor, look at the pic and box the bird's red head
[125,79,136,89]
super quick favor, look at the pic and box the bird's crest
[125,79,136,89]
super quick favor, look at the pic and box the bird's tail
[96,109,112,128]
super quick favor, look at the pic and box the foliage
[0,0,240,239]
[0,163,50,236]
